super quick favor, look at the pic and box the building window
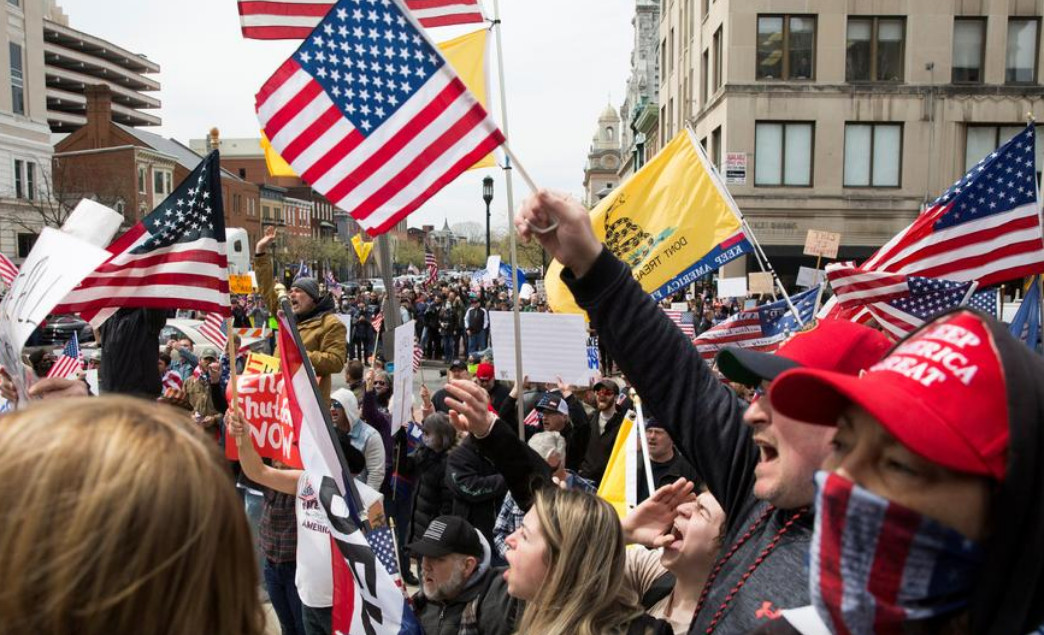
[757,15,815,80]
[16,233,35,258]
[669,28,675,75]
[844,123,902,187]
[701,49,709,104]
[137,166,147,194]
[953,19,986,83]
[152,169,172,206]
[13,159,22,199]
[26,161,34,201]
[1006,18,1039,83]
[713,27,723,90]
[668,98,674,139]
[7,0,20,7]
[239,168,247,179]
[755,122,813,186]
[9,42,23,116]
[965,125,1043,181]
[846,17,904,82]
[660,38,667,85]
[711,126,722,169]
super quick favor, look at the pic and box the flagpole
[490,0,527,438]
[226,320,241,447]
[633,396,655,499]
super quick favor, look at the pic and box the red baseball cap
[475,363,495,380]
[771,311,1009,480]
[716,319,892,386]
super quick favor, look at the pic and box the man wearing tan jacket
[254,226,346,404]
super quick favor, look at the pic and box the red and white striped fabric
[0,252,17,287]
[523,407,541,428]
[161,369,184,392]
[255,0,504,235]
[235,327,267,338]
[825,263,913,307]
[238,0,485,40]
[199,312,229,349]
[413,337,424,371]
[372,312,383,334]
[662,309,695,339]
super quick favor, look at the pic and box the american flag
[368,521,403,583]
[0,252,17,287]
[46,332,82,379]
[199,312,229,349]
[663,308,696,339]
[413,336,424,370]
[53,152,230,324]
[295,260,312,281]
[239,0,486,40]
[255,0,505,235]
[856,277,994,340]
[372,311,384,333]
[161,369,184,392]
[523,407,541,428]
[324,268,340,291]
[694,286,820,360]
[833,124,1044,301]
[424,245,438,286]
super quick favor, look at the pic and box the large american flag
[255,0,505,235]
[662,308,695,339]
[0,252,17,287]
[53,151,230,323]
[833,124,1044,301]
[239,0,486,40]
[694,286,820,360]
[424,245,438,286]
[46,332,82,379]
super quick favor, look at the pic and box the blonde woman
[0,395,264,635]
[445,379,672,635]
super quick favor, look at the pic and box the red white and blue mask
[811,471,984,634]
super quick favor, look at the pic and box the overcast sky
[55,0,634,231]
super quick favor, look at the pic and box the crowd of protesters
[1,195,1043,635]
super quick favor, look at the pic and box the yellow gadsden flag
[547,129,753,315]
[260,29,493,177]
[352,234,374,265]
[596,416,636,518]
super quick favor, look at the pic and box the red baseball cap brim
[771,368,1000,479]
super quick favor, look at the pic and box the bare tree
[451,221,484,243]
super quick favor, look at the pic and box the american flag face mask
[811,471,984,635]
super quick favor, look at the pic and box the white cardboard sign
[391,320,415,428]
[489,311,592,385]
[716,276,749,299]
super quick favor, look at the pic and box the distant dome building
[582,103,623,207]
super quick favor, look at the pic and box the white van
[226,227,251,274]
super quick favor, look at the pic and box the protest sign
[716,276,748,298]
[224,372,302,467]
[0,228,110,402]
[489,311,593,384]
[244,352,280,374]
[797,266,824,288]
[337,314,353,344]
[803,230,841,259]
[748,272,775,295]
[392,320,415,429]
[229,274,254,294]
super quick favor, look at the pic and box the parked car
[159,319,268,355]
[36,314,94,345]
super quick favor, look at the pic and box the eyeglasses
[373,380,388,386]
[596,388,616,397]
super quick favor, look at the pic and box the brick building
[53,85,260,239]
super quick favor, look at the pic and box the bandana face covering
[810,471,984,635]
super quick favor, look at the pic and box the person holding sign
[254,226,345,405]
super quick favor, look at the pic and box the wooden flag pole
[226,319,241,447]
[491,0,528,438]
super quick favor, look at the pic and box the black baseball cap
[536,392,569,415]
[408,515,483,558]
[448,359,468,371]
[592,379,620,395]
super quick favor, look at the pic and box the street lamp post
[482,175,494,259]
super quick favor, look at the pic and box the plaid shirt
[493,471,595,559]
[259,490,297,563]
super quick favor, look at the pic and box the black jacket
[486,381,511,416]
[98,307,167,398]
[394,434,452,543]
[636,449,702,503]
[412,563,520,635]
[445,436,506,547]
[564,248,813,634]
[579,407,626,484]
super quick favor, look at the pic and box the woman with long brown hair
[0,395,264,635]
